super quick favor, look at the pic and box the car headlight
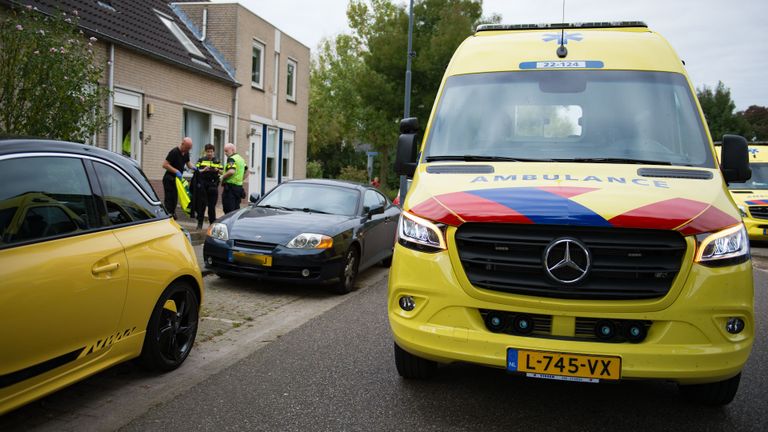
[398,210,447,252]
[287,233,333,249]
[207,223,229,241]
[737,205,748,218]
[694,224,749,266]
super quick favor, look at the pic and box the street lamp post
[399,0,415,205]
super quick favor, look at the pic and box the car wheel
[678,373,741,406]
[333,246,359,294]
[394,343,437,379]
[137,281,199,372]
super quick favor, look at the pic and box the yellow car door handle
[92,262,119,274]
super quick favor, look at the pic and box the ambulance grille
[749,206,768,220]
[455,224,686,300]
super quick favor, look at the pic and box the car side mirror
[249,192,260,203]
[395,117,419,177]
[365,205,385,218]
[720,135,751,184]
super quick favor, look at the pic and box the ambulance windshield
[424,71,714,168]
[729,163,768,190]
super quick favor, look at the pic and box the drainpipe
[106,43,115,152]
[201,8,207,41]
[232,86,238,149]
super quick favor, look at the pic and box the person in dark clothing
[161,137,195,218]
[193,144,223,229]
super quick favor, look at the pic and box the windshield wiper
[298,207,331,214]
[557,158,673,166]
[258,204,293,211]
[425,155,554,162]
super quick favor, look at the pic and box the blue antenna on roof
[557,0,568,58]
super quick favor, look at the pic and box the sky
[217,0,767,110]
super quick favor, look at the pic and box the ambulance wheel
[394,343,437,379]
[678,373,741,406]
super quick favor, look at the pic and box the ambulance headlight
[398,211,447,253]
[694,224,749,266]
[208,223,229,241]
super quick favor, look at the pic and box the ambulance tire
[678,373,741,406]
[394,343,437,379]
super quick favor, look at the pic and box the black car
[203,179,401,293]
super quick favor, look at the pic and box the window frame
[281,130,295,180]
[156,12,206,59]
[252,40,266,90]
[286,58,297,102]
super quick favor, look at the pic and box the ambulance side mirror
[720,135,751,184]
[395,117,419,177]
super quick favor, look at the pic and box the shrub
[0,5,109,142]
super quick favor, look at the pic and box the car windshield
[424,70,714,168]
[258,183,359,216]
[729,163,768,190]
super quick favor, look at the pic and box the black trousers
[222,183,244,214]
[196,186,219,224]
[162,174,178,218]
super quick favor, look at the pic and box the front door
[248,124,263,199]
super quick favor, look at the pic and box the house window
[156,13,205,59]
[252,41,265,89]
[266,127,277,179]
[282,130,294,179]
[286,59,297,102]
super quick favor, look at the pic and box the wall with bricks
[110,46,234,181]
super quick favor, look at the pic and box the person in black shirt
[193,143,223,229]
[161,137,195,218]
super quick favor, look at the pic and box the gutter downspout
[201,8,207,41]
[232,86,238,149]
[106,43,115,152]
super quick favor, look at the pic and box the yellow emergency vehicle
[390,22,753,405]
[717,143,768,240]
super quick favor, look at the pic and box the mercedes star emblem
[543,237,591,284]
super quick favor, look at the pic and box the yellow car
[390,22,753,405]
[0,139,204,415]
[717,143,768,240]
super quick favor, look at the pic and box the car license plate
[232,251,272,267]
[507,348,621,383]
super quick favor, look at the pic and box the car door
[0,155,127,387]
[360,189,390,266]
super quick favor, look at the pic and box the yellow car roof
[446,22,686,76]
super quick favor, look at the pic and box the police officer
[221,143,246,214]
[194,143,223,229]
[161,137,195,218]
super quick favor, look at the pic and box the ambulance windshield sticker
[519,60,604,69]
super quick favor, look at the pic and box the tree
[740,105,768,141]
[0,5,108,142]
[696,82,750,141]
[308,0,497,186]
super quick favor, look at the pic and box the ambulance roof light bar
[476,21,648,33]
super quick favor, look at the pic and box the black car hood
[226,206,355,245]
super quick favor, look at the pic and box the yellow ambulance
[390,22,754,405]
[718,143,768,240]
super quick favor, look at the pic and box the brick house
[1,0,308,203]
[175,2,310,197]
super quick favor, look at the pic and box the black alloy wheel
[333,246,359,294]
[137,282,199,372]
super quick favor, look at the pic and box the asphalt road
[123,266,768,431]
